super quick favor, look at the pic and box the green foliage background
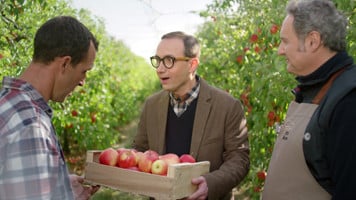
[1,0,355,199]
[0,0,159,172]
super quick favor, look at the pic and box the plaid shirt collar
[2,77,53,117]
[169,76,200,117]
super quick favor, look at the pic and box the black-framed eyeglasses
[150,55,190,69]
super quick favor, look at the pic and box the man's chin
[54,94,70,103]
[286,65,296,75]
[161,84,169,91]
[162,86,175,93]
[55,97,67,103]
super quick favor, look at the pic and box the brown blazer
[132,79,250,200]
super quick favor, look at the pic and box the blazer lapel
[190,80,211,158]
[157,92,169,154]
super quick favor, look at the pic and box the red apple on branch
[99,148,119,166]
[257,171,267,181]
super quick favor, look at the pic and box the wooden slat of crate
[85,162,174,197]
[167,162,210,199]
[84,150,210,200]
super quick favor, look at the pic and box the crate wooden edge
[84,150,210,199]
[168,161,210,199]
[85,161,174,199]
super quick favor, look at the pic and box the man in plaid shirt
[0,16,99,199]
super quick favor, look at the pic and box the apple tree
[0,0,159,173]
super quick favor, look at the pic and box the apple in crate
[159,153,180,165]
[117,149,138,168]
[179,154,196,163]
[116,147,127,155]
[135,151,144,163]
[99,148,119,166]
[138,150,159,173]
[143,150,159,158]
[151,159,168,175]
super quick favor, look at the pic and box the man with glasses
[133,31,250,200]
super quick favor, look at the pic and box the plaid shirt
[170,76,200,117]
[0,77,74,200]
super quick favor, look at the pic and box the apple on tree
[257,171,267,181]
[99,147,119,166]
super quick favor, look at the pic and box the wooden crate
[84,150,210,200]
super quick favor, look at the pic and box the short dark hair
[33,16,99,65]
[161,31,200,58]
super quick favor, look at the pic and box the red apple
[99,148,119,166]
[243,47,250,52]
[270,24,279,34]
[130,148,138,153]
[144,150,159,158]
[151,159,168,175]
[138,150,159,173]
[179,154,196,163]
[254,46,261,54]
[138,158,153,173]
[250,34,258,43]
[71,110,78,117]
[159,153,180,165]
[254,186,262,192]
[236,55,244,64]
[257,171,267,181]
[90,113,96,123]
[135,151,144,163]
[117,149,137,168]
[116,147,126,155]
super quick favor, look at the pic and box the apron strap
[312,68,346,104]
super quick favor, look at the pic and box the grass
[91,188,149,200]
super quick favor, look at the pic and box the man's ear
[60,56,72,72]
[190,57,199,71]
[307,31,322,51]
